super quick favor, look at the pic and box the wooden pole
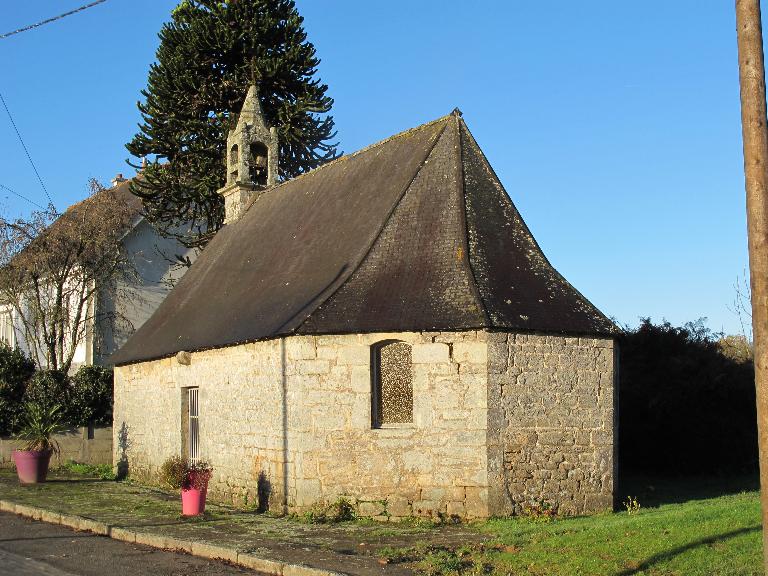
[736,0,768,570]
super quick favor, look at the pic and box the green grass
[58,459,116,480]
[0,468,761,575]
[377,482,763,576]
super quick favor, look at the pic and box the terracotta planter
[12,449,52,484]
[181,473,209,516]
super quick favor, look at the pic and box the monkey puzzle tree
[126,0,338,249]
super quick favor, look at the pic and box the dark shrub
[0,342,35,435]
[23,370,70,418]
[619,319,757,476]
[68,365,113,427]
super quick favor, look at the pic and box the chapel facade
[111,87,618,519]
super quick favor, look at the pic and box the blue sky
[0,1,753,335]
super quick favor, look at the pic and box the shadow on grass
[618,474,759,508]
[615,525,761,576]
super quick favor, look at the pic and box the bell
[254,155,267,168]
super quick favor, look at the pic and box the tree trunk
[736,0,768,570]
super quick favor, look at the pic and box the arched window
[371,341,413,428]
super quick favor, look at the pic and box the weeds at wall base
[59,459,116,481]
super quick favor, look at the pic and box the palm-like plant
[16,402,64,454]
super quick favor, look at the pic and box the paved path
[0,511,260,576]
[0,470,488,575]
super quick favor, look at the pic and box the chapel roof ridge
[252,112,457,200]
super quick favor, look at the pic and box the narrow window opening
[250,142,268,186]
[229,144,239,181]
[372,341,413,428]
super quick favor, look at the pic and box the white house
[0,176,196,371]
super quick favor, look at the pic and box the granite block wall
[114,331,490,518]
[487,333,617,515]
[113,330,616,518]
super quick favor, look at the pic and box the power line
[0,183,46,210]
[0,92,54,207]
[0,1,109,40]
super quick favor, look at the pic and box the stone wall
[1,426,112,468]
[487,333,617,515]
[114,330,616,519]
[286,331,489,519]
[113,339,286,509]
[114,331,490,518]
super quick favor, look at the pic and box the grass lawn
[380,476,763,576]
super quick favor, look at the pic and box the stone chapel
[111,85,618,519]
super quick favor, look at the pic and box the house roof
[10,178,143,268]
[111,112,616,366]
[48,178,143,237]
[77,178,140,218]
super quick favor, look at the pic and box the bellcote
[218,85,279,224]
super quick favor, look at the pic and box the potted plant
[160,456,213,516]
[12,402,64,484]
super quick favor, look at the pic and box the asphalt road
[0,511,262,576]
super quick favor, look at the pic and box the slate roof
[111,113,616,366]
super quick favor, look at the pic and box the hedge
[0,345,113,435]
[0,342,36,435]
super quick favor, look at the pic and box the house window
[0,308,13,347]
[372,341,413,427]
[183,387,200,463]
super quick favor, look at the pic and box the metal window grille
[188,388,199,463]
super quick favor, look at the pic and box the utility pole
[736,0,768,570]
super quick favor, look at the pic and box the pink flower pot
[181,482,208,516]
[181,486,207,516]
[12,450,52,484]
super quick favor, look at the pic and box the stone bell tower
[218,85,279,224]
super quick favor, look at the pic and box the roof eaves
[118,214,146,242]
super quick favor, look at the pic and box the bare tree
[728,269,753,342]
[0,180,137,374]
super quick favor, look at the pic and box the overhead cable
[0,92,54,206]
[0,1,108,40]
[0,183,46,210]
